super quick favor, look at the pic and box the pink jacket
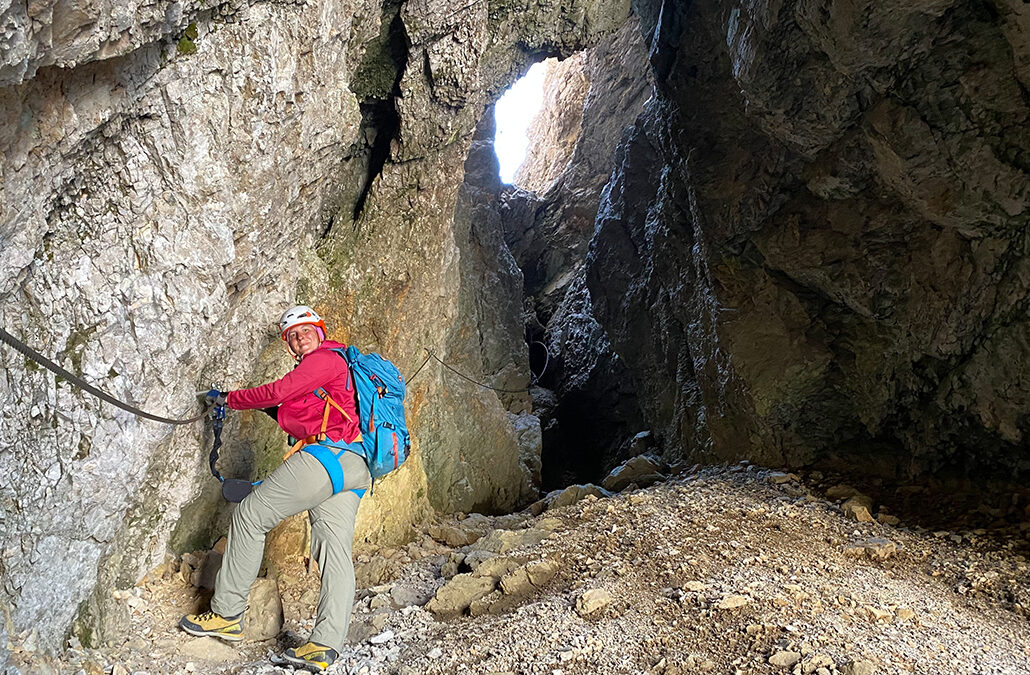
[226,340,361,444]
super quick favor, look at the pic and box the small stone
[844,537,897,561]
[895,607,916,621]
[111,666,129,675]
[842,498,874,523]
[575,588,614,617]
[768,651,801,668]
[765,472,798,485]
[864,606,892,622]
[876,513,900,526]
[716,595,750,610]
[842,660,876,675]
[369,629,395,644]
[683,581,706,592]
[807,654,834,670]
[428,648,443,659]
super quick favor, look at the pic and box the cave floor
[15,467,1030,674]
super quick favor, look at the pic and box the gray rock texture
[499,19,653,487]
[2,0,376,650]
[588,0,1030,481]
[5,0,1026,659]
[0,0,631,653]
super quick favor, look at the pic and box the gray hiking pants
[211,449,370,652]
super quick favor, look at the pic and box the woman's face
[286,323,322,357]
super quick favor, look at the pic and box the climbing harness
[207,399,260,503]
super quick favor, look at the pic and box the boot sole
[281,653,331,672]
[179,625,245,642]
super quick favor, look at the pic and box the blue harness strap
[301,440,367,497]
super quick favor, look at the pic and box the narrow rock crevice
[349,2,409,223]
[352,98,402,222]
[498,20,654,490]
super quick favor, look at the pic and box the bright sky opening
[494,61,549,184]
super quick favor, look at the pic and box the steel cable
[0,327,207,425]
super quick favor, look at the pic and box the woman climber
[179,305,370,672]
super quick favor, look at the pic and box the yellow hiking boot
[178,610,244,642]
[282,641,339,672]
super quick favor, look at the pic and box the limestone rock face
[0,0,631,652]
[588,0,1030,481]
[0,0,208,87]
[1,0,375,651]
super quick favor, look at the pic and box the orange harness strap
[282,389,359,462]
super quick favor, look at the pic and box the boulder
[469,590,516,617]
[842,497,875,523]
[244,578,283,641]
[544,484,611,510]
[601,455,665,492]
[425,574,498,620]
[472,555,524,579]
[844,537,898,561]
[190,551,222,590]
[428,524,482,548]
[826,485,863,501]
[180,637,240,663]
[499,559,561,597]
[473,528,551,555]
[390,584,431,609]
[765,472,798,485]
[264,514,311,573]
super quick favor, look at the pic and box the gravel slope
[12,466,1030,674]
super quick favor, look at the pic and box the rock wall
[500,19,653,486]
[0,0,631,653]
[589,0,1030,479]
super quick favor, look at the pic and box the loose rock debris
[10,466,1030,674]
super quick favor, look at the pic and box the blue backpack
[330,346,411,480]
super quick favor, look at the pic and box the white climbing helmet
[278,305,327,341]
